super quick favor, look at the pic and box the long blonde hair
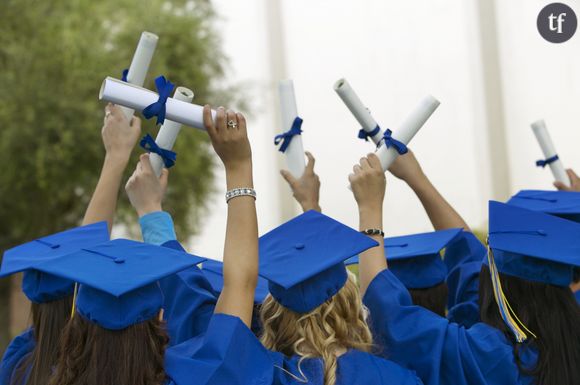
[259,272,373,385]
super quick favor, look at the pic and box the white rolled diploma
[99,77,215,129]
[120,31,159,120]
[376,95,440,171]
[150,87,194,177]
[531,119,570,186]
[333,78,384,145]
[279,80,306,178]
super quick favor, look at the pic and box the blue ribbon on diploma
[536,155,559,168]
[143,76,175,125]
[358,126,381,142]
[274,117,303,153]
[139,134,177,168]
[121,69,129,82]
[380,129,408,155]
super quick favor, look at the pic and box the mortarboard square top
[345,228,463,289]
[258,210,378,313]
[507,190,580,223]
[487,201,580,286]
[0,221,109,303]
[202,259,269,304]
[35,238,206,330]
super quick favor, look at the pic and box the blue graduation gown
[444,232,486,327]
[159,240,217,346]
[364,269,538,385]
[0,328,35,385]
[165,313,422,385]
[575,290,580,304]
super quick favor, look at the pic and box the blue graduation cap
[486,201,580,342]
[202,259,269,304]
[507,190,580,223]
[34,239,206,330]
[0,222,110,303]
[258,210,379,313]
[345,228,463,289]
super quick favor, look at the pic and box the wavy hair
[49,314,168,385]
[259,273,373,385]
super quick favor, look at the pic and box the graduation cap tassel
[70,282,78,319]
[486,239,536,343]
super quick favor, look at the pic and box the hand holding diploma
[280,152,321,212]
[554,169,580,192]
[125,154,169,218]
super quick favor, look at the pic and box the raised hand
[102,103,142,161]
[125,154,169,217]
[281,152,321,212]
[349,153,386,212]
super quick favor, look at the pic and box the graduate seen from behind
[259,151,422,384]
[0,105,141,385]
[350,153,580,385]
[47,106,266,385]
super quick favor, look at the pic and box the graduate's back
[270,349,422,385]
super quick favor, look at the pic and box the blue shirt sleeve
[363,269,535,385]
[139,211,177,245]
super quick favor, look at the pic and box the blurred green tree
[0,0,234,354]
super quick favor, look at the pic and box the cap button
[294,243,305,250]
[114,258,125,264]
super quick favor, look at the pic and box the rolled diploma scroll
[333,78,384,145]
[99,77,216,129]
[531,120,570,186]
[376,95,440,171]
[150,87,194,177]
[120,31,159,120]
[279,80,306,178]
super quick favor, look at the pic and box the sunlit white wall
[190,0,580,260]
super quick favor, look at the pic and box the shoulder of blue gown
[0,328,36,385]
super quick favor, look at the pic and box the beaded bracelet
[360,228,385,237]
[225,187,257,203]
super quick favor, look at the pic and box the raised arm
[280,151,321,212]
[349,153,387,295]
[204,106,257,328]
[389,150,469,231]
[82,104,141,231]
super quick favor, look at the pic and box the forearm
[358,205,387,295]
[82,154,129,232]
[407,174,469,231]
[215,164,258,327]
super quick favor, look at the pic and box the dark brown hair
[11,296,73,385]
[49,314,169,385]
[479,264,580,385]
[408,282,448,317]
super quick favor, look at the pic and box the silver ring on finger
[227,119,238,129]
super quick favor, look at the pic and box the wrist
[136,203,163,218]
[406,171,430,191]
[301,202,321,212]
[104,152,131,169]
[225,163,253,189]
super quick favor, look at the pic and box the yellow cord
[70,282,78,319]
